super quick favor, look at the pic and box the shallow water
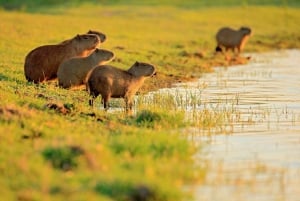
[192,50,300,201]
[154,50,300,201]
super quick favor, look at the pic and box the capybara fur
[215,27,252,55]
[60,30,106,45]
[57,48,114,89]
[87,61,156,111]
[87,30,106,43]
[24,34,100,83]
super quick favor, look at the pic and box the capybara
[87,61,156,111]
[60,30,106,45]
[24,34,100,83]
[87,30,106,43]
[215,27,252,55]
[57,48,114,89]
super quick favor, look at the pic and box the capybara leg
[125,97,133,112]
[224,48,230,61]
[237,47,241,56]
[89,96,95,107]
[103,96,110,110]
[215,46,223,53]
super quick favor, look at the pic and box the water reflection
[151,50,300,201]
[190,50,300,201]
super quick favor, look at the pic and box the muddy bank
[142,54,252,93]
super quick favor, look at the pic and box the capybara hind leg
[89,97,95,107]
[103,96,110,110]
[125,97,133,112]
[89,94,98,107]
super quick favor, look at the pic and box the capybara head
[73,34,100,50]
[87,30,106,43]
[127,62,156,77]
[92,48,115,63]
[239,27,252,36]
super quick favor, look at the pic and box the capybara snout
[240,27,252,35]
[87,30,106,43]
[94,48,115,60]
[78,34,100,49]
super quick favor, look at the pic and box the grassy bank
[0,2,300,200]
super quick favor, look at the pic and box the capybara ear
[135,61,140,66]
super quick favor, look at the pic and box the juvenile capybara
[24,34,100,83]
[87,61,156,111]
[57,48,114,89]
[215,27,252,55]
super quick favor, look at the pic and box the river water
[150,50,300,201]
[190,50,300,201]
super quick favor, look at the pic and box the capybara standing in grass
[24,34,100,83]
[215,27,252,55]
[57,48,114,89]
[87,61,156,111]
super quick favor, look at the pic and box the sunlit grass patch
[130,109,187,129]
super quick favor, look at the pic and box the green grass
[1,1,300,200]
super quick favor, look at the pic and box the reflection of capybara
[215,27,252,54]
[24,34,100,83]
[87,62,156,111]
[57,48,114,89]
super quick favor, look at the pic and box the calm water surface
[155,50,300,201]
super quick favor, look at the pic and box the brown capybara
[57,48,114,89]
[24,34,100,83]
[87,30,106,43]
[87,61,156,111]
[60,30,106,45]
[215,27,252,55]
